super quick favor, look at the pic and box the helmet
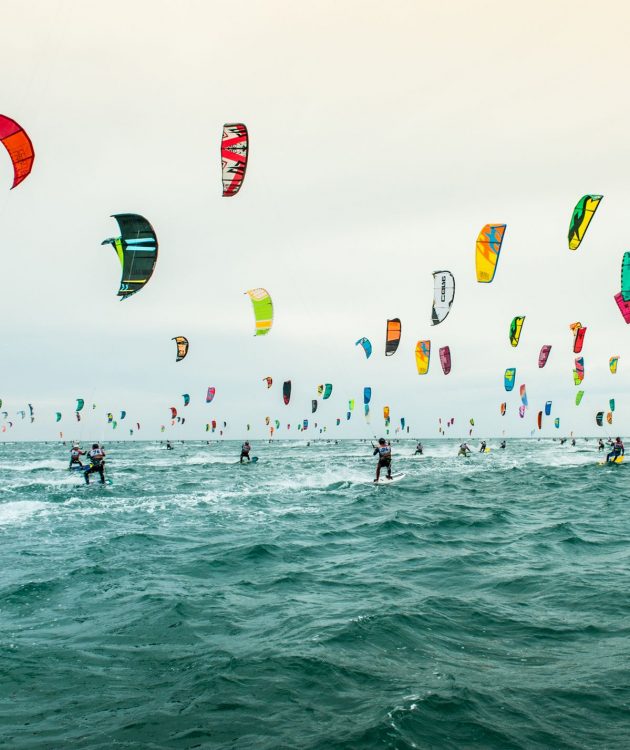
[378,438,386,444]
[92,443,99,449]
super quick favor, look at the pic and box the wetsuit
[479,442,487,453]
[69,447,85,468]
[598,440,605,452]
[606,439,625,463]
[373,444,392,480]
[458,444,471,456]
[240,443,251,463]
[414,443,423,455]
[500,441,506,450]
[85,447,105,484]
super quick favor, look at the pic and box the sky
[1,0,630,441]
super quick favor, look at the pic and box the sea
[1,439,629,749]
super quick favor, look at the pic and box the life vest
[89,448,104,465]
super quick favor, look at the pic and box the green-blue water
[1,439,629,749]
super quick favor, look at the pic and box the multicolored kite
[245,288,273,335]
[102,214,158,299]
[475,224,506,283]
[0,115,34,188]
[221,123,248,197]
[568,195,602,250]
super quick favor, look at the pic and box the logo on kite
[222,123,248,197]
[475,224,506,283]
[385,319,401,356]
[568,195,602,250]
[172,336,189,362]
[0,115,34,189]
[102,214,158,300]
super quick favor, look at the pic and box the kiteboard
[597,456,624,466]
[372,472,406,485]
[239,456,258,464]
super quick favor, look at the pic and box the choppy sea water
[1,439,629,749]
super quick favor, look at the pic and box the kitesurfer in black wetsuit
[373,439,392,481]
[85,444,106,484]
[240,441,251,463]
[414,442,423,455]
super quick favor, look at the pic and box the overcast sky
[1,0,629,440]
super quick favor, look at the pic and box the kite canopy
[504,368,516,391]
[172,336,189,362]
[355,337,372,359]
[348,399,355,411]
[439,346,451,375]
[0,115,34,188]
[595,411,604,427]
[431,271,455,325]
[537,411,542,430]
[263,376,273,388]
[576,390,584,405]
[538,345,552,368]
[182,394,190,407]
[206,387,216,403]
[245,288,273,335]
[621,252,630,301]
[568,195,602,250]
[363,387,372,405]
[75,398,85,412]
[383,406,390,421]
[312,400,318,413]
[102,214,158,299]
[500,402,506,416]
[221,123,249,197]
[282,380,291,405]
[385,319,401,356]
[509,316,525,347]
[545,401,552,416]
[609,356,619,374]
[614,293,630,323]
[570,322,587,353]
[573,357,585,384]
[554,418,560,428]
[610,398,616,412]
[607,411,613,424]
[55,412,62,422]
[323,384,333,399]
[520,384,528,407]
[415,340,431,375]
[475,224,506,283]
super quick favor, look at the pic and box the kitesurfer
[414,442,423,455]
[560,438,567,445]
[69,443,86,469]
[372,439,392,481]
[571,439,576,447]
[479,441,487,453]
[458,442,471,456]
[166,440,173,450]
[240,441,251,463]
[85,443,106,485]
[598,439,605,452]
[500,440,506,450]
[606,437,625,463]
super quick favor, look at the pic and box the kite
[607,411,613,424]
[431,271,455,325]
[172,336,189,362]
[596,411,604,427]
[182,394,190,407]
[76,398,85,412]
[312,400,318,413]
[336,418,341,426]
[554,418,560,428]
[263,377,273,388]
[245,288,273,335]
[509,316,525,347]
[383,406,390,421]
[170,407,177,419]
[385,319,401,356]
[500,402,506,416]
[570,322,587,353]
[265,416,270,426]
[609,356,619,374]
[621,252,630,301]
[439,346,451,375]
[610,398,615,412]
[573,357,585,384]
[520,384,528,407]
[303,419,309,430]
[538,346,551,368]
[102,214,158,299]
[504,368,516,392]
[537,411,542,430]
[120,411,126,420]
[107,413,113,423]
[28,404,34,423]
[0,115,34,188]
[283,380,291,405]
[206,387,216,403]
[221,123,248,197]
[613,293,630,324]
[55,412,61,422]
[355,337,372,359]
[275,419,280,429]
[317,385,324,395]
[401,418,406,430]
[568,195,602,250]
[475,224,507,283]
[415,340,431,375]
[323,384,333,399]
[363,387,372,405]
[519,405,526,418]
[576,390,584,405]
[545,401,552,416]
